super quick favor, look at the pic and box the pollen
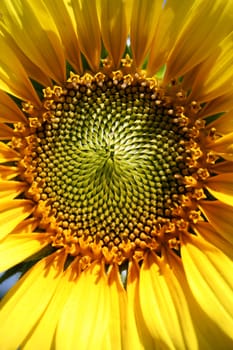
[15,71,209,264]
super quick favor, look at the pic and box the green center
[31,74,190,250]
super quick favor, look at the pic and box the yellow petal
[167,250,233,349]
[56,261,110,350]
[180,62,200,93]
[0,233,50,272]
[10,217,38,234]
[140,252,198,349]
[1,0,66,83]
[192,221,233,258]
[0,90,27,123]
[199,200,233,246]
[216,153,233,162]
[211,160,233,174]
[71,0,101,71]
[0,32,40,104]
[0,180,27,201]
[205,173,233,206]
[97,0,132,68]
[208,111,233,135]
[198,91,233,118]
[139,256,174,349]
[1,28,52,87]
[209,132,233,154]
[0,199,34,240]
[147,0,192,75]
[126,260,155,350]
[0,123,14,140]
[165,1,233,81]
[0,165,19,180]
[22,262,74,350]
[130,0,163,68]
[105,265,127,349]
[181,235,233,340]
[0,252,65,350]
[0,142,20,163]
[190,32,233,102]
[43,0,83,74]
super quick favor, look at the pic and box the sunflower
[0,0,233,349]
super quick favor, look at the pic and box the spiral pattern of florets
[22,72,197,260]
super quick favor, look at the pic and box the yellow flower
[0,0,233,349]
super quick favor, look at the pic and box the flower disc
[19,71,203,263]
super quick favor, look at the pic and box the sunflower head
[0,1,233,349]
[15,66,209,266]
